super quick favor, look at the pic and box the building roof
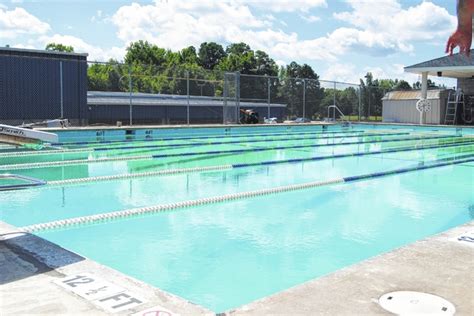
[88,91,287,108]
[0,46,88,60]
[404,50,474,78]
[382,89,448,101]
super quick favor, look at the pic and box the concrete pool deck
[226,221,474,315]
[1,220,473,315]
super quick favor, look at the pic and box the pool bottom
[36,163,474,312]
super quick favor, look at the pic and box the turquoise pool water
[1,123,473,312]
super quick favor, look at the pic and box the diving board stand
[0,124,58,147]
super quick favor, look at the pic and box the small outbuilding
[382,89,450,124]
[400,49,474,125]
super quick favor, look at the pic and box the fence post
[128,65,132,126]
[303,79,306,119]
[223,73,228,125]
[358,85,362,121]
[368,86,371,121]
[333,81,336,120]
[59,61,64,118]
[267,76,271,119]
[186,71,190,125]
[235,72,240,124]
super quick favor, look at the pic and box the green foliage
[45,43,74,52]
[198,42,227,70]
[86,40,427,121]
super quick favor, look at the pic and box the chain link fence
[0,53,394,126]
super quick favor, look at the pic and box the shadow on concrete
[0,232,84,285]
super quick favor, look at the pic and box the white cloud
[112,1,273,49]
[38,34,125,61]
[110,0,456,65]
[333,0,456,55]
[322,62,457,87]
[239,0,327,12]
[300,15,321,23]
[0,7,50,38]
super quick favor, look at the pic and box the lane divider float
[0,134,462,171]
[21,154,474,233]
[46,138,474,186]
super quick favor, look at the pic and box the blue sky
[0,0,460,86]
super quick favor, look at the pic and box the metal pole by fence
[267,76,271,119]
[368,86,371,120]
[59,61,64,118]
[333,81,336,119]
[128,66,133,126]
[235,72,240,124]
[303,79,306,119]
[186,71,190,125]
[358,86,362,121]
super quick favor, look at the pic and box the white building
[382,49,473,125]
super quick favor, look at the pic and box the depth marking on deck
[53,273,145,313]
[451,231,474,248]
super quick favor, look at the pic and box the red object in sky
[446,0,474,56]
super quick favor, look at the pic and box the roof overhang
[405,66,474,79]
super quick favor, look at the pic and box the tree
[124,40,167,66]
[412,79,446,89]
[254,50,278,76]
[225,42,251,55]
[276,62,324,119]
[394,80,412,91]
[45,43,74,52]
[198,42,226,70]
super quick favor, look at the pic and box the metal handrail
[327,105,351,126]
[0,174,47,191]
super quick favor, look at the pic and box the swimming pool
[1,123,473,312]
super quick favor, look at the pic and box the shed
[382,89,450,124]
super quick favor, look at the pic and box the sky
[0,0,462,86]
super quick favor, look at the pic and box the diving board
[0,124,58,146]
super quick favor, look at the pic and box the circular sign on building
[416,98,432,113]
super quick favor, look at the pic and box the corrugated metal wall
[0,48,87,124]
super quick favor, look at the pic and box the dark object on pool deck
[240,109,259,124]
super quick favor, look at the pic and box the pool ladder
[445,89,463,125]
[0,174,47,191]
[327,105,351,127]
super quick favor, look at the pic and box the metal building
[382,89,450,124]
[0,47,88,125]
[87,91,287,125]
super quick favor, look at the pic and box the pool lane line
[0,134,463,171]
[92,131,410,152]
[0,129,369,158]
[51,128,364,146]
[45,139,474,186]
[0,130,390,158]
[21,153,474,233]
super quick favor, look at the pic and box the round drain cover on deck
[379,291,455,315]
